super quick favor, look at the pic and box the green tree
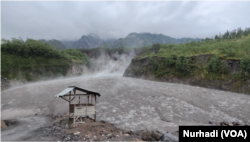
[208,56,229,74]
[175,56,191,75]
[240,57,250,75]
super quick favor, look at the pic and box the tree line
[1,38,63,58]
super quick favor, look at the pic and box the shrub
[60,49,89,65]
[148,57,159,71]
[220,60,229,74]
[208,56,229,74]
[240,57,250,75]
[208,56,221,73]
[165,57,176,67]
[175,56,191,75]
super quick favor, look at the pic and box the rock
[130,138,144,141]
[100,120,106,123]
[3,119,17,126]
[151,131,162,140]
[148,137,156,141]
[73,131,80,135]
[208,120,216,125]
[128,131,133,135]
[141,130,151,140]
[161,133,179,142]
[124,134,130,136]
[65,124,68,129]
[217,121,222,125]
[107,134,113,138]
[232,122,240,126]
[1,119,7,128]
[171,131,179,137]
[64,135,71,141]
[141,130,156,141]
[221,122,229,126]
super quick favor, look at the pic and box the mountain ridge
[99,32,202,48]
[61,32,202,49]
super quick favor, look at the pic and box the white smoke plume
[88,50,135,77]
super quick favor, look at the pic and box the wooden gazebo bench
[55,86,101,127]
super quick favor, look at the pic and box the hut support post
[69,91,71,120]
[94,95,96,122]
[91,95,92,104]
[79,95,80,105]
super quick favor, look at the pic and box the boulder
[161,133,179,142]
[141,130,156,141]
[220,122,229,126]
[141,130,151,140]
[151,131,162,140]
[0,117,7,129]
[232,122,240,126]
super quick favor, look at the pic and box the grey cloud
[1,1,250,41]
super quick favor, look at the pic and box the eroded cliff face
[124,55,250,94]
[123,57,150,78]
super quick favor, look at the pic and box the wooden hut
[55,86,101,127]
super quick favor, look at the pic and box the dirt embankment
[123,55,250,94]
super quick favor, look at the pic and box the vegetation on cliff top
[1,38,89,81]
[60,49,89,65]
[137,28,250,60]
[133,27,250,79]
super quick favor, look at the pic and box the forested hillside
[124,27,250,94]
[1,38,89,81]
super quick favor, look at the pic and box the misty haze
[1,1,250,141]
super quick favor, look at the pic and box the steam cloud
[77,50,136,78]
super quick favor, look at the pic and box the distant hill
[39,39,67,50]
[98,32,202,48]
[61,40,77,49]
[61,33,108,49]
[60,33,202,49]
[75,33,103,49]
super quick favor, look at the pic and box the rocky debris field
[2,113,179,141]
[2,112,250,141]
[32,114,143,141]
[1,76,250,141]
[208,120,250,126]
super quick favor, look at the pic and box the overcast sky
[1,1,250,41]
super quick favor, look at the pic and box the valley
[1,73,250,140]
